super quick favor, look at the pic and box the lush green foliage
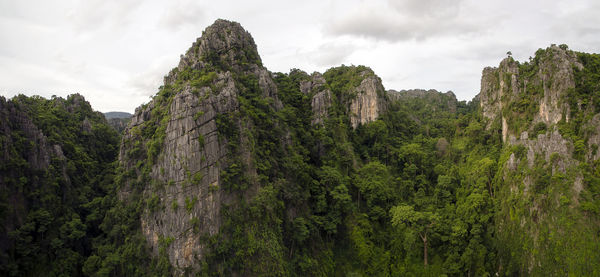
[0,95,120,276]
[195,65,507,276]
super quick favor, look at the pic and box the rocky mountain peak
[479,44,583,141]
[166,19,261,84]
[118,19,284,272]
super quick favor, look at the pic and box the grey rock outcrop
[165,19,262,85]
[585,114,600,160]
[0,95,108,262]
[300,73,332,124]
[118,19,282,272]
[479,45,582,142]
[349,75,386,128]
[301,69,387,127]
[104,112,132,133]
[508,130,574,173]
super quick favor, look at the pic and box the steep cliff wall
[481,45,600,275]
[349,75,387,128]
[106,117,130,133]
[118,19,284,272]
[479,45,582,142]
[320,65,387,128]
[114,20,600,276]
[300,72,332,125]
[0,97,61,260]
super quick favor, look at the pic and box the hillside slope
[0,94,119,276]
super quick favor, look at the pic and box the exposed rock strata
[479,45,582,142]
[118,20,281,271]
[300,73,332,124]
[349,75,386,128]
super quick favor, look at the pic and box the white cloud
[159,0,206,31]
[66,0,144,33]
[127,55,176,97]
[1,0,600,113]
[305,42,358,67]
[325,0,484,41]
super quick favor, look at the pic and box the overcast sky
[1,0,599,113]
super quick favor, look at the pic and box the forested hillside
[0,94,120,275]
[1,19,599,276]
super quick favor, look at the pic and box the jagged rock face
[118,19,281,272]
[105,112,132,133]
[166,19,262,85]
[484,46,598,274]
[499,127,585,273]
[0,97,59,243]
[480,61,516,120]
[121,72,239,269]
[585,114,600,160]
[536,48,582,124]
[302,69,387,127]
[349,75,386,128]
[300,73,332,124]
[508,130,574,174]
[0,94,113,274]
[479,46,582,142]
[479,58,519,140]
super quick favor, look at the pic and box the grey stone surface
[349,75,386,128]
[479,46,582,142]
[118,19,283,273]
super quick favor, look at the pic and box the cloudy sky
[1,0,599,113]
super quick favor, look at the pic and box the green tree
[390,204,440,267]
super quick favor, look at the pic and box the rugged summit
[118,19,283,271]
[348,74,386,128]
[479,45,583,141]
[165,19,264,84]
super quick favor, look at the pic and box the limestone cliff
[349,74,387,128]
[317,66,388,128]
[106,118,130,133]
[117,19,399,273]
[118,19,282,272]
[0,97,64,254]
[479,45,582,142]
[300,72,332,125]
[0,98,58,172]
[482,45,600,274]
